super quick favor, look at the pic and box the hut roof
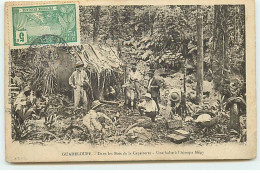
[75,44,123,73]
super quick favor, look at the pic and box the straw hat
[75,61,84,68]
[144,93,152,99]
[147,69,155,74]
[170,92,180,102]
[91,100,103,110]
[23,86,31,93]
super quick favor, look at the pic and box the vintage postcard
[5,0,256,162]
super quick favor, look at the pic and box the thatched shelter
[18,43,124,103]
[71,44,124,101]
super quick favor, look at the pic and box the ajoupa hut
[28,44,124,102]
[70,44,124,100]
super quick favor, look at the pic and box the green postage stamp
[12,4,78,46]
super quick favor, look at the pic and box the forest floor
[17,92,245,146]
[15,70,246,145]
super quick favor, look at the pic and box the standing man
[69,61,90,108]
[147,69,161,114]
[129,64,141,92]
[128,63,141,108]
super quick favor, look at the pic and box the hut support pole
[230,103,240,133]
[124,65,127,105]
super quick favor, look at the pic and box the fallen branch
[123,122,139,134]
[99,100,119,105]
[64,125,89,136]
[20,130,59,140]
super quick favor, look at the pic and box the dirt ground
[13,69,246,146]
[16,98,245,146]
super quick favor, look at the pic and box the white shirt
[148,78,153,89]
[69,70,89,87]
[139,99,158,113]
[129,70,141,82]
[83,110,112,131]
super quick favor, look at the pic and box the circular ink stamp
[28,34,71,55]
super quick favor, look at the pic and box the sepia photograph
[4,0,256,162]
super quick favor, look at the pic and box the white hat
[75,61,84,68]
[23,86,31,92]
[144,93,152,99]
[91,100,103,109]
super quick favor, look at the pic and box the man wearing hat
[138,93,158,122]
[83,100,114,143]
[14,86,35,121]
[69,61,90,108]
[169,92,181,116]
[147,69,161,114]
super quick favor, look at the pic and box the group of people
[13,85,50,136]
[11,60,181,141]
[126,63,162,122]
[68,61,168,123]
[11,62,88,128]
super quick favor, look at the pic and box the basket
[167,119,182,129]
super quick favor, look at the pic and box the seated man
[138,93,158,122]
[83,100,114,143]
[14,86,35,122]
[33,90,48,118]
[44,104,58,128]
[104,86,116,101]
[11,71,23,91]
[169,92,181,116]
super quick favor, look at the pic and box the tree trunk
[93,6,101,43]
[123,65,127,105]
[117,40,122,59]
[182,39,189,117]
[196,7,204,104]
[210,6,216,74]
[230,103,240,133]
[149,9,155,36]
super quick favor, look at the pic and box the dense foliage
[79,5,245,99]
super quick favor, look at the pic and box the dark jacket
[147,77,161,97]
